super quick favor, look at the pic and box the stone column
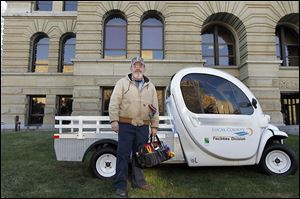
[72,86,101,116]
[127,16,140,58]
[75,1,102,60]
[43,95,56,129]
[48,37,60,73]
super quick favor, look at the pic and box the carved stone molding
[278,80,299,90]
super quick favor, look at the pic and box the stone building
[1,1,299,130]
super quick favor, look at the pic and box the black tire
[90,147,117,179]
[259,144,298,176]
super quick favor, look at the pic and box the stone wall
[1,1,299,129]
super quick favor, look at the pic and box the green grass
[1,131,299,198]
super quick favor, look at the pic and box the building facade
[1,1,7,57]
[1,1,299,130]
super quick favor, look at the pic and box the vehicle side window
[180,74,253,115]
[180,79,204,113]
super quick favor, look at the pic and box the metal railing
[55,116,174,139]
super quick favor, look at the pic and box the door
[171,68,268,160]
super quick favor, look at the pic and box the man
[109,56,159,198]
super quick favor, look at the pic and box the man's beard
[132,71,143,80]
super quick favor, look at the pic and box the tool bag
[135,135,175,168]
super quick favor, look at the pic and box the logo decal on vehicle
[234,131,249,136]
[211,128,253,141]
[234,129,253,136]
[204,137,209,144]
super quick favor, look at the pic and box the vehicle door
[172,69,267,160]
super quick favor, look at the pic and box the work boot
[116,189,128,198]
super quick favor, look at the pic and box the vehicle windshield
[180,73,254,115]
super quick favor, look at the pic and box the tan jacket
[109,74,159,128]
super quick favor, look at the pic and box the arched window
[59,33,76,73]
[141,13,164,59]
[35,1,52,11]
[202,25,235,66]
[276,26,299,66]
[30,33,49,72]
[63,1,77,11]
[103,12,127,59]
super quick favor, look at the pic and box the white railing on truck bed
[55,116,174,139]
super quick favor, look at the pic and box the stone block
[1,105,25,115]
[1,95,26,105]
[71,110,101,116]
[251,89,280,99]
[1,87,23,95]
[259,100,282,112]
[73,87,100,98]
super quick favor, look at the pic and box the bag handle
[150,134,161,143]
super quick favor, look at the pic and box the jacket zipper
[138,82,148,123]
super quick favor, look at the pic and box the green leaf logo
[204,137,209,144]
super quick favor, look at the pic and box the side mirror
[252,98,257,109]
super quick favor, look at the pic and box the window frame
[103,11,127,59]
[101,87,114,116]
[140,11,165,60]
[29,33,49,72]
[58,33,76,73]
[281,92,299,125]
[63,1,77,11]
[35,1,53,11]
[202,25,236,66]
[27,95,46,126]
[56,95,73,116]
[276,25,299,66]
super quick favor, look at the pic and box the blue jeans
[114,123,149,190]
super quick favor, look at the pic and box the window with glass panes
[102,87,113,116]
[31,34,49,72]
[141,15,164,59]
[59,34,76,73]
[56,96,73,116]
[202,25,235,66]
[35,1,52,11]
[28,96,46,125]
[276,26,299,66]
[281,93,299,125]
[104,14,127,59]
[63,1,77,11]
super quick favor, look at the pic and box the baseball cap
[131,56,145,67]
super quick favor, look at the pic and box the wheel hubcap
[105,161,111,168]
[96,153,116,177]
[266,150,291,174]
[274,158,281,164]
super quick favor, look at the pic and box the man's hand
[111,121,119,133]
[151,127,158,136]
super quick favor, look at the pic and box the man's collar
[128,73,150,83]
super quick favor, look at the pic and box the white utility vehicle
[54,67,298,179]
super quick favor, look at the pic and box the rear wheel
[90,147,117,179]
[260,144,298,176]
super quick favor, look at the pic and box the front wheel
[260,144,298,176]
[90,147,117,179]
